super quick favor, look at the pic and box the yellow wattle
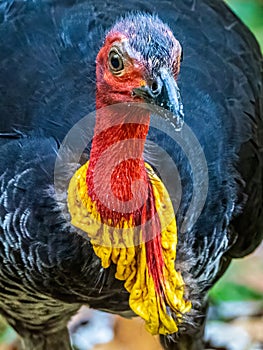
[67,161,191,335]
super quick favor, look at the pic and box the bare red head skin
[86,14,183,292]
[96,32,146,109]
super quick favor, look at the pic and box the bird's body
[0,1,262,349]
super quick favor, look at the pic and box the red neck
[86,101,151,223]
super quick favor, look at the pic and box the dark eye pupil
[109,50,124,73]
[111,55,121,69]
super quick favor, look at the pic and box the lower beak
[132,68,184,131]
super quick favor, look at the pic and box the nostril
[79,319,91,327]
[151,80,159,94]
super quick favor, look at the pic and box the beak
[132,68,184,130]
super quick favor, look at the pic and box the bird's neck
[86,105,151,224]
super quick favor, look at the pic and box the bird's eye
[108,50,124,74]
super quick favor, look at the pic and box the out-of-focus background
[225,0,263,48]
[0,1,262,350]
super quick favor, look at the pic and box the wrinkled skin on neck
[86,105,151,226]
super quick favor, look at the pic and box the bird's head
[96,14,184,129]
[68,14,191,336]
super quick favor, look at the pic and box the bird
[0,0,262,349]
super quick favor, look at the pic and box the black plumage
[0,1,262,349]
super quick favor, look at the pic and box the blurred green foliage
[210,281,263,302]
[0,316,16,345]
[210,251,263,304]
[226,0,263,49]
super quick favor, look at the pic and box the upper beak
[132,68,184,130]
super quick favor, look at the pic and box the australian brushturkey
[0,0,262,349]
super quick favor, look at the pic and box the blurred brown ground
[93,317,162,350]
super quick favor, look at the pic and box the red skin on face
[96,32,146,109]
